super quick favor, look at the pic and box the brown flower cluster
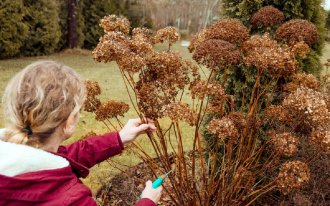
[270,131,299,157]
[132,27,153,42]
[100,15,130,34]
[189,18,249,52]
[264,105,290,124]
[117,54,146,73]
[207,117,239,141]
[94,16,156,73]
[93,31,130,63]
[84,80,101,112]
[162,102,197,126]
[277,160,310,195]
[135,83,168,119]
[193,39,241,70]
[190,80,225,100]
[250,6,285,28]
[227,112,247,131]
[130,28,153,56]
[144,51,191,89]
[284,73,319,92]
[205,96,226,114]
[95,100,129,121]
[282,86,330,127]
[204,19,249,46]
[310,130,330,153]
[153,26,180,45]
[276,19,319,46]
[242,33,278,54]
[136,51,199,118]
[243,34,298,76]
[291,41,310,58]
[85,80,101,97]
[188,30,207,53]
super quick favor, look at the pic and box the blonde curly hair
[2,61,85,147]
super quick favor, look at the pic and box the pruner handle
[152,177,163,189]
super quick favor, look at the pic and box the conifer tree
[222,0,326,76]
[0,0,28,59]
[21,0,61,56]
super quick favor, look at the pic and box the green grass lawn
[1,42,330,194]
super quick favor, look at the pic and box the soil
[96,160,175,206]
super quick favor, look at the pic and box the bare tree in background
[68,0,78,48]
[142,0,221,34]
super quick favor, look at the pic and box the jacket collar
[0,129,69,177]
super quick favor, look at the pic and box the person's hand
[140,180,162,204]
[119,118,156,144]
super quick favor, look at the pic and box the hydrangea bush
[87,7,329,205]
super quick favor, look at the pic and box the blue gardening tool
[140,169,173,198]
[152,170,173,189]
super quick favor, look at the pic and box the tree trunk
[68,0,78,48]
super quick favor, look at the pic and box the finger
[130,118,144,126]
[145,118,154,123]
[156,185,163,192]
[136,124,156,133]
[146,180,152,187]
[133,118,155,125]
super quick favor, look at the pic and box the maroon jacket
[0,132,155,206]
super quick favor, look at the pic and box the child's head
[2,61,85,147]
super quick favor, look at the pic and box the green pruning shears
[152,169,173,188]
[140,170,173,198]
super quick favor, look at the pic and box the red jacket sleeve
[135,198,157,206]
[57,132,124,168]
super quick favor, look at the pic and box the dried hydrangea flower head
[291,41,310,58]
[207,117,239,141]
[242,33,278,54]
[283,86,330,127]
[129,28,154,57]
[189,18,249,53]
[132,27,153,42]
[276,19,319,46]
[84,80,101,97]
[193,39,241,70]
[162,102,197,126]
[283,73,320,92]
[135,83,169,119]
[188,29,208,53]
[226,112,247,131]
[153,26,180,45]
[84,80,102,112]
[144,51,191,89]
[250,6,285,28]
[93,31,130,63]
[243,34,298,76]
[263,105,291,125]
[205,96,227,114]
[310,130,330,153]
[204,18,249,46]
[95,100,129,121]
[99,15,130,34]
[190,80,225,100]
[135,51,199,119]
[129,39,153,57]
[277,160,310,195]
[117,53,146,73]
[269,131,299,157]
